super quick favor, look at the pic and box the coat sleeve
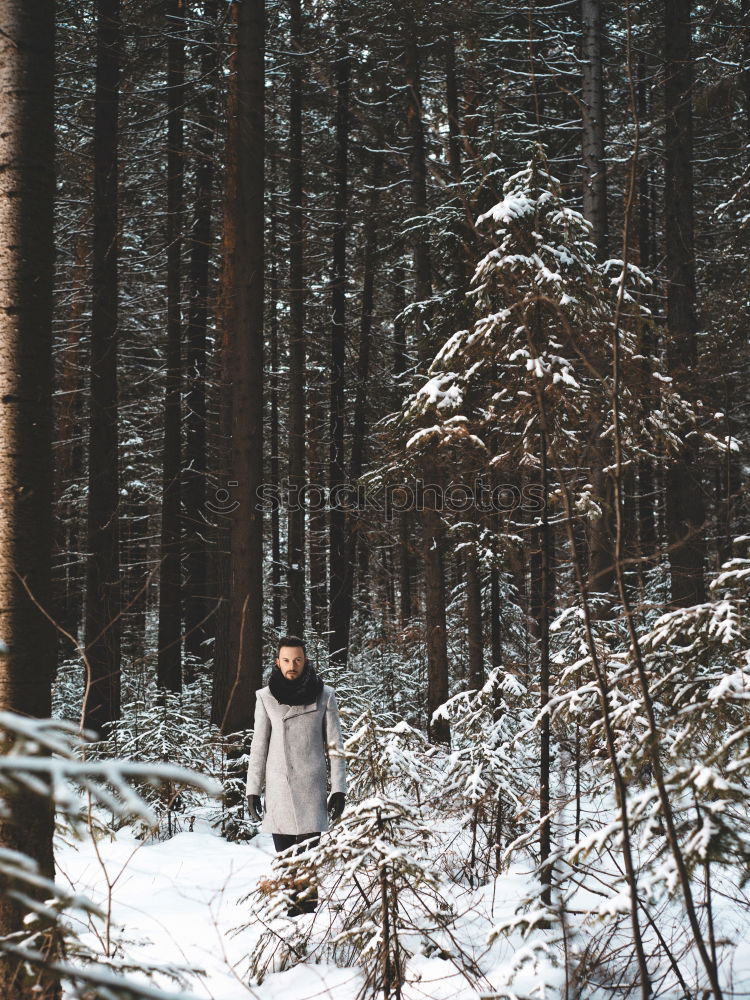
[245,691,271,797]
[324,688,346,795]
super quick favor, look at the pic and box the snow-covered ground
[55,812,750,1000]
[58,822,268,999]
[55,819,568,1000]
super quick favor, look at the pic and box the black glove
[247,794,264,823]
[327,791,345,821]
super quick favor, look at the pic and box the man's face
[276,646,305,679]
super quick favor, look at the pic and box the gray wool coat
[245,683,346,835]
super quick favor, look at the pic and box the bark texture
[664,0,706,607]
[329,6,352,667]
[84,0,122,735]
[0,1,59,993]
[287,0,306,634]
[184,0,218,669]
[212,0,265,732]
[226,0,265,732]
[158,0,186,693]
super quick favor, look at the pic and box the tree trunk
[404,20,449,738]
[444,26,474,320]
[465,537,484,692]
[157,0,186,694]
[423,499,450,744]
[308,392,328,636]
[462,25,481,166]
[0,1,59,993]
[581,0,607,258]
[287,0,306,634]
[580,0,615,611]
[636,53,658,579]
[123,487,149,666]
[664,0,706,608]
[268,142,283,630]
[538,437,553,908]
[404,25,433,359]
[357,532,371,613]
[349,141,382,608]
[587,460,615,604]
[210,0,239,728]
[54,233,88,652]
[212,0,265,733]
[225,0,265,732]
[84,0,122,736]
[444,29,462,183]
[742,0,750,130]
[489,563,502,672]
[328,6,351,667]
[391,263,414,623]
[184,0,218,671]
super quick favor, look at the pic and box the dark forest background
[49,0,748,734]
[1,0,749,994]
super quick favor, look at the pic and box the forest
[0,0,749,997]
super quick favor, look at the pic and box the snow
[476,191,536,226]
[46,770,750,1000]
[57,823,266,999]
[416,374,463,410]
[54,821,568,1000]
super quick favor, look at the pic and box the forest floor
[55,815,560,1000]
[55,810,750,999]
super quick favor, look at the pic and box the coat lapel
[282,697,320,719]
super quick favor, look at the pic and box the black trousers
[272,832,321,914]
[272,831,320,854]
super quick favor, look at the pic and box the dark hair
[276,634,306,655]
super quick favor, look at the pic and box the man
[245,635,346,915]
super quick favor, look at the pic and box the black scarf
[268,660,324,706]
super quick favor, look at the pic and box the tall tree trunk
[489,563,502,671]
[398,513,413,623]
[84,0,122,735]
[268,142,283,630]
[211,0,265,732]
[309,392,328,636]
[581,0,607,257]
[465,536,484,692]
[157,0,186,693]
[392,262,413,623]
[404,25,433,359]
[404,20,450,739]
[328,6,351,667]
[211,0,239,727]
[124,487,149,666]
[623,465,639,591]
[356,531,371,612]
[444,27,471,302]
[287,0,306,634]
[423,501,450,744]
[54,233,88,650]
[538,435,553,908]
[664,0,706,608]
[742,0,750,129]
[581,0,615,610]
[0,1,59,994]
[349,141,383,605]
[636,53,658,580]
[462,25,481,167]
[225,0,265,732]
[184,0,218,672]
[444,29,462,184]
